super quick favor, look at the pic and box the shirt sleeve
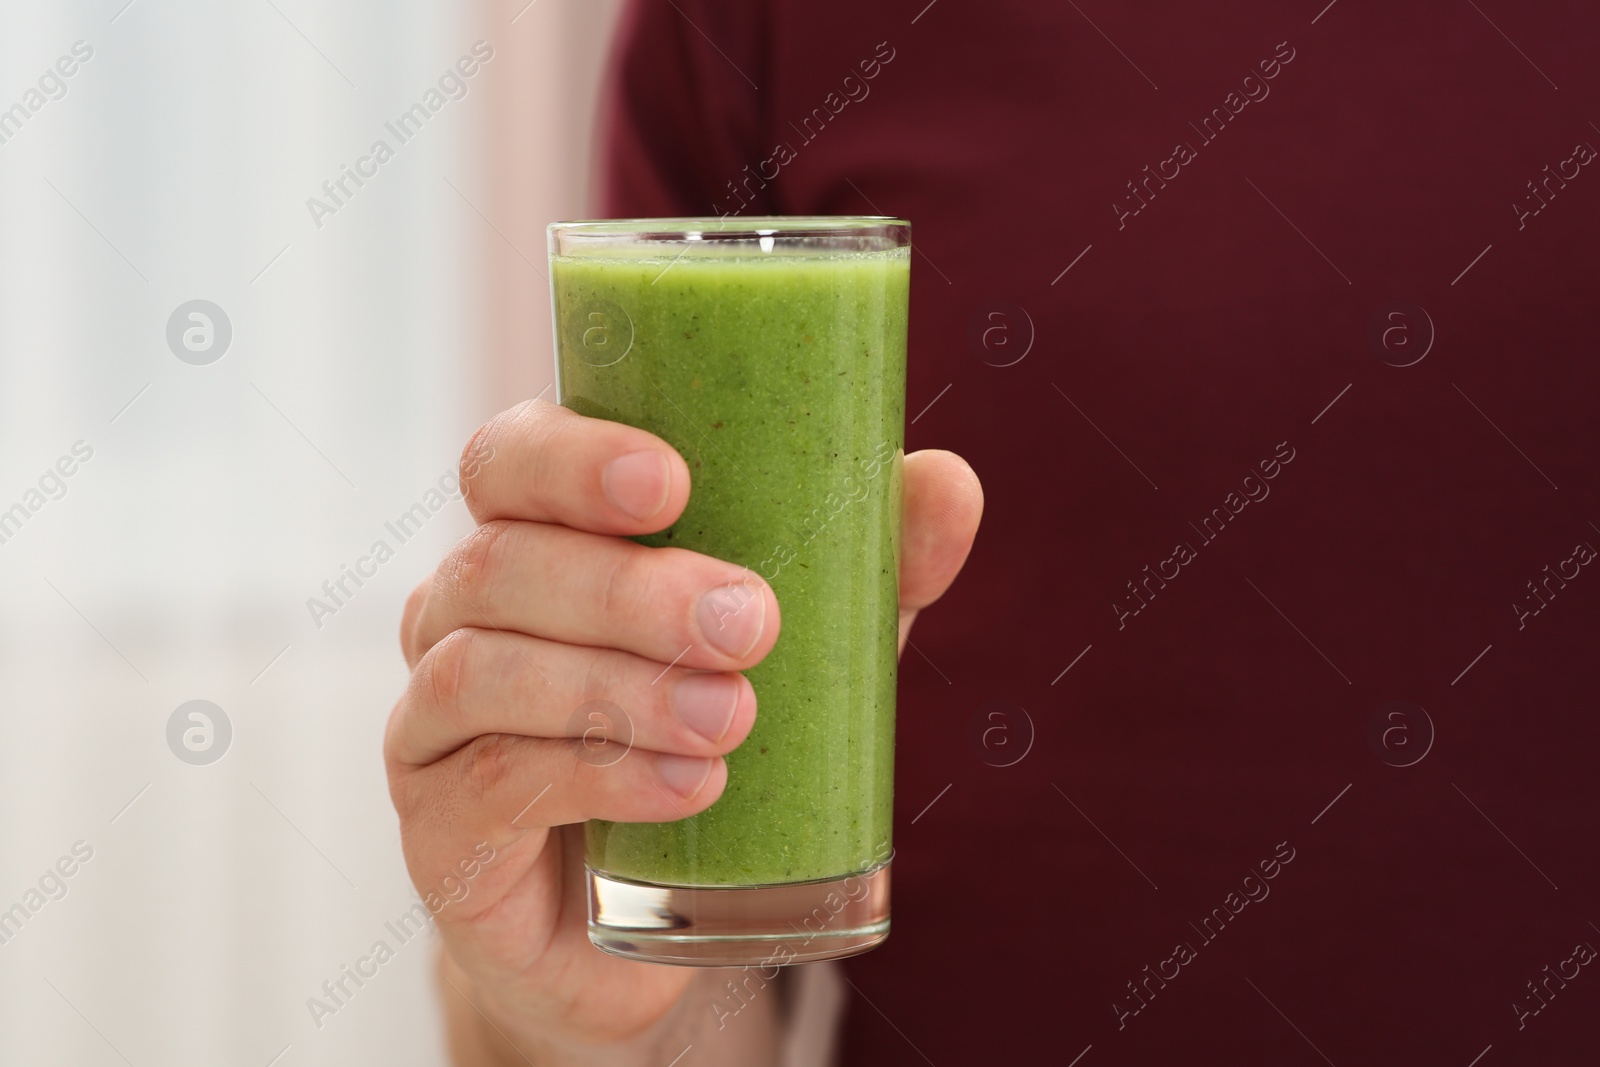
[598,0,775,218]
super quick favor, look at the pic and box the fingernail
[656,754,714,797]
[670,673,741,742]
[602,450,670,520]
[696,581,766,658]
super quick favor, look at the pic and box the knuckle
[578,646,616,704]
[596,553,628,623]
[443,520,514,611]
[456,732,522,803]
[424,627,477,727]
[382,702,426,813]
[458,419,499,516]
[597,547,653,631]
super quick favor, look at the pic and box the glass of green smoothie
[547,217,909,967]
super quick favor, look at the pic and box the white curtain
[0,1,620,1062]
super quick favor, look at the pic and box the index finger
[459,398,691,535]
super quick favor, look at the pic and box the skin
[384,398,983,1065]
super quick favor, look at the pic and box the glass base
[586,862,891,967]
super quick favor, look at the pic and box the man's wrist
[438,949,787,1067]
[439,950,532,1067]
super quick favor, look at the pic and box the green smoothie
[551,227,907,888]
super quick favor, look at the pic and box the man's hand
[384,399,982,1064]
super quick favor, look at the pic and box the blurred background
[0,0,622,1061]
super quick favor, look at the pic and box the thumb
[898,449,983,651]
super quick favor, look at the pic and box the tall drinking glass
[547,217,909,966]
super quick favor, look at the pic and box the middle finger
[387,626,758,768]
[411,520,781,671]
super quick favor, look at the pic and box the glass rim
[548,215,909,247]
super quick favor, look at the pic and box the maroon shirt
[601,2,1600,1061]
